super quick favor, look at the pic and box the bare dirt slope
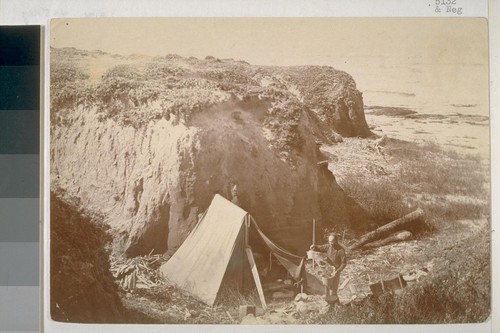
[50,194,125,323]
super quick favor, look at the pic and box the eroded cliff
[50,48,372,256]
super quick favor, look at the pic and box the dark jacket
[314,243,346,272]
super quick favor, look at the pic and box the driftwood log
[362,230,412,249]
[349,208,424,250]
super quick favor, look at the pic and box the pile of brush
[110,252,166,291]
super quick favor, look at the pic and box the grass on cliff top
[50,47,369,166]
[50,48,363,141]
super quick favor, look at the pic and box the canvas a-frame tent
[160,194,306,308]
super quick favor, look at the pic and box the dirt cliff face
[50,194,125,322]
[50,48,372,256]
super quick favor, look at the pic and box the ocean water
[338,59,490,159]
[356,61,488,117]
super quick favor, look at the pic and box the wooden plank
[246,247,267,309]
[239,305,256,320]
[245,215,249,247]
[312,219,316,245]
[339,277,350,290]
[226,310,235,323]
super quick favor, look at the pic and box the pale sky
[50,17,489,117]
[51,17,488,67]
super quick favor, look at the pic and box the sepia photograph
[49,17,490,325]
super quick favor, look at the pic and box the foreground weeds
[310,225,490,324]
[216,286,262,309]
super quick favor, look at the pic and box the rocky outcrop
[50,48,373,256]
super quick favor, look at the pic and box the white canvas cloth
[160,194,248,305]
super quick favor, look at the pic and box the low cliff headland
[50,47,372,257]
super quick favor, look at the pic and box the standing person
[310,233,347,306]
